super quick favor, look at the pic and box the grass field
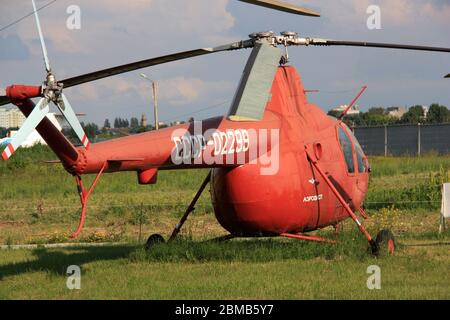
[0,146,449,299]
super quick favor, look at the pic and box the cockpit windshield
[338,123,369,173]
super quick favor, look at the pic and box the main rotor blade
[60,41,253,89]
[238,0,320,17]
[54,93,90,149]
[32,0,51,73]
[309,39,450,53]
[1,98,49,160]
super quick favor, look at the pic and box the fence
[353,123,450,156]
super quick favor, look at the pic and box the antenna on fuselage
[337,86,367,123]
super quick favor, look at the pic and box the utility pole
[140,73,159,130]
[417,122,421,156]
[152,81,159,130]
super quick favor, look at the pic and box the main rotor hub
[249,31,275,41]
[45,73,56,86]
[42,72,63,103]
[280,31,298,38]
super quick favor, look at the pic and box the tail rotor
[1,0,90,160]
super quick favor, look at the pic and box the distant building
[0,106,26,128]
[421,105,429,119]
[386,106,407,119]
[140,113,147,127]
[331,104,360,116]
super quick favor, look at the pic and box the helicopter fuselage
[8,66,369,237]
[76,65,369,236]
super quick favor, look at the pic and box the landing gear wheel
[144,234,165,252]
[372,229,396,257]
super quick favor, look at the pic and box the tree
[367,107,385,116]
[103,119,111,129]
[82,122,99,140]
[327,110,341,118]
[426,104,449,124]
[130,117,139,129]
[401,105,425,124]
[332,107,397,127]
[113,117,129,128]
[0,127,6,138]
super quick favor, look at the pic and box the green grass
[1,145,449,299]
[369,154,450,177]
[0,234,448,299]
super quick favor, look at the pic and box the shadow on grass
[0,231,373,280]
[0,245,136,280]
[131,232,372,264]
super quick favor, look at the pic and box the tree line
[63,117,192,142]
[328,103,450,127]
[2,104,449,141]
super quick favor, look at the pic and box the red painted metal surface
[280,233,336,244]
[6,85,41,101]
[9,66,370,238]
[71,162,107,238]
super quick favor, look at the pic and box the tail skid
[71,163,107,238]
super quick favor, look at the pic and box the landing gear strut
[144,170,212,251]
[305,146,395,256]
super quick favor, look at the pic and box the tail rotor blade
[32,0,51,73]
[54,93,90,149]
[1,98,49,160]
[0,88,9,106]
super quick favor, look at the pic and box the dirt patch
[0,221,25,229]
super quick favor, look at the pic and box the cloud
[156,77,234,105]
[0,34,30,60]
[5,0,234,54]
[0,0,448,123]
[286,0,449,43]
[69,75,233,105]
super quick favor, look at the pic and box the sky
[0,0,449,126]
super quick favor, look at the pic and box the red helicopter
[1,0,449,255]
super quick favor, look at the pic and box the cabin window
[355,143,367,173]
[343,125,368,173]
[338,127,355,173]
[349,131,368,173]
